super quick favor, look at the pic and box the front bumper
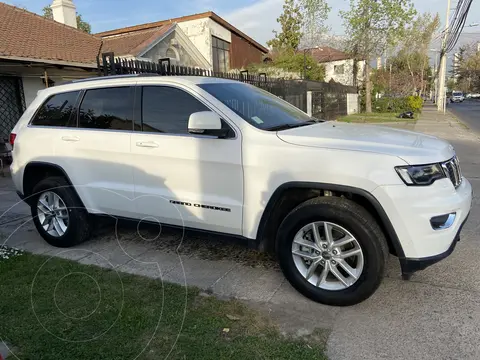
[373,177,472,271]
[399,214,469,275]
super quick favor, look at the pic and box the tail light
[9,133,16,148]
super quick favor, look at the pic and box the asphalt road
[448,99,480,133]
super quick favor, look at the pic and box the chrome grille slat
[442,156,462,188]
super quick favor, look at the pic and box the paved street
[1,105,480,360]
[448,99,480,135]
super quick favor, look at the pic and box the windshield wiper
[266,120,317,131]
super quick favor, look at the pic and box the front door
[131,85,243,235]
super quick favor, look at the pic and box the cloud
[223,0,284,46]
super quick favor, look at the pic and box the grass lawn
[338,112,418,123]
[0,252,326,360]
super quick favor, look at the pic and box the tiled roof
[102,24,174,57]
[96,11,269,54]
[307,46,352,63]
[0,2,102,66]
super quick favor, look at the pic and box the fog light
[430,213,456,230]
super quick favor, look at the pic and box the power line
[445,0,473,53]
[436,0,474,112]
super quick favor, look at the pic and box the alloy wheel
[36,191,70,238]
[291,221,364,291]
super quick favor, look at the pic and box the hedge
[373,95,423,113]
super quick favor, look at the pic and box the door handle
[136,141,159,148]
[61,136,80,142]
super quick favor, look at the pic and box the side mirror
[188,111,229,138]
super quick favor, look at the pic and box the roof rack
[70,74,160,84]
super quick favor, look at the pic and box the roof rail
[70,74,160,84]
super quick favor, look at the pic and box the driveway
[1,105,480,360]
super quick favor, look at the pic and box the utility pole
[434,55,438,102]
[303,48,307,80]
[437,0,452,112]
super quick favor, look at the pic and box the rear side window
[141,86,209,134]
[78,87,134,130]
[31,91,80,127]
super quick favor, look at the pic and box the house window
[212,36,230,73]
[166,47,179,63]
[334,64,345,75]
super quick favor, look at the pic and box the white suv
[10,75,472,306]
[451,91,465,103]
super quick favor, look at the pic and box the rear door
[54,86,136,217]
[131,83,243,235]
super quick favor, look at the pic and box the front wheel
[277,197,388,306]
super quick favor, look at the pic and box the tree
[42,5,92,34]
[446,78,456,92]
[455,44,480,92]
[246,52,325,81]
[298,0,331,47]
[399,12,440,96]
[340,0,416,112]
[372,13,439,98]
[264,0,329,81]
[273,52,326,80]
[267,0,303,51]
[373,51,432,96]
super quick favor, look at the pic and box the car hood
[276,122,455,164]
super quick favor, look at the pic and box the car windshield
[453,92,463,96]
[198,82,322,131]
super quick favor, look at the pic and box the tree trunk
[420,68,424,97]
[365,62,372,113]
[406,58,416,94]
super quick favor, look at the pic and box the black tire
[30,176,91,247]
[276,196,388,306]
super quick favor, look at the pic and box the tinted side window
[31,91,80,127]
[142,86,209,134]
[79,87,133,130]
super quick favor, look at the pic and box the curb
[446,110,471,130]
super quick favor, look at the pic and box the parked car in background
[451,91,465,103]
[470,93,480,99]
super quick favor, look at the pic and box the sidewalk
[1,108,480,360]
[413,104,480,143]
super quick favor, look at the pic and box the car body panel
[276,122,455,164]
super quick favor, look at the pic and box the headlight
[395,163,446,186]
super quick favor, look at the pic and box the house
[0,1,103,142]
[0,0,268,142]
[96,12,269,72]
[307,46,365,87]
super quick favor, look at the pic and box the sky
[5,0,480,51]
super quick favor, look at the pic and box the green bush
[373,97,407,113]
[406,95,423,113]
[373,96,423,113]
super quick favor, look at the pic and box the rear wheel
[277,196,388,306]
[31,176,91,247]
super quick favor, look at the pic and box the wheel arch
[256,182,405,258]
[22,161,84,207]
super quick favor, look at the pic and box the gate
[305,81,354,120]
[0,76,25,141]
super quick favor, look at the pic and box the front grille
[442,156,462,188]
